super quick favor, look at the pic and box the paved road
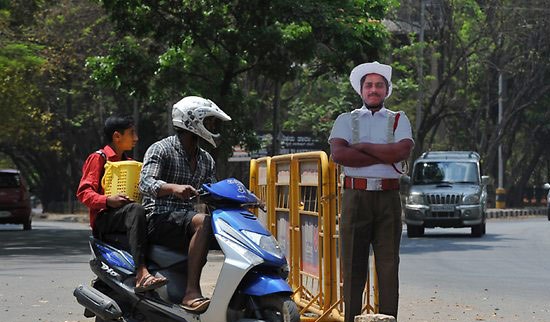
[0,219,222,322]
[1,216,549,321]
[399,216,550,321]
[0,220,92,322]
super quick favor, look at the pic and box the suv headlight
[407,192,425,205]
[462,194,480,205]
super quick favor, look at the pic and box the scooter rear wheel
[257,294,299,322]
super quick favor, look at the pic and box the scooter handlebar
[188,188,208,202]
[188,186,265,211]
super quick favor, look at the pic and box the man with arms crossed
[329,62,414,321]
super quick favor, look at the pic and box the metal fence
[250,151,378,321]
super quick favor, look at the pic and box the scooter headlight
[215,218,263,265]
[242,230,284,259]
[218,235,263,265]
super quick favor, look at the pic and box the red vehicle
[0,169,32,230]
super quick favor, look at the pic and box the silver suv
[401,151,489,237]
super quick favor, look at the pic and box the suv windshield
[0,173,21,188]
[412,161,479,185]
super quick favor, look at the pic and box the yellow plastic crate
[101,160,143,202]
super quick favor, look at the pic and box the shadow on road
[0,221,91,261]
[400,231,516,254]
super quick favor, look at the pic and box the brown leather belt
[343,176,399,191]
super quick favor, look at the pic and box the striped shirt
[139,135,216,215]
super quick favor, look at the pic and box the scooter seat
[96,233,188,268]
[147,245,187,268]
[99,233,130,250]
[147,245,188,268]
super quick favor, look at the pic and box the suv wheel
[23,219,32,231]
[407,224,424,238]
[471,222,485,237]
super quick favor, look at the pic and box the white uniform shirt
[328,106,414,179]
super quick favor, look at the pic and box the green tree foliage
[482,0,550,206]
[283,71,357,152]
[92,0,394,161]
[0,0,118,212]
[4,0,548,211]
[388,0,550,206]
[1,0,395,212]
[0,4,53,199]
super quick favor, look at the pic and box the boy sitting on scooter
[77,115,167,293]
[139,96,231,313]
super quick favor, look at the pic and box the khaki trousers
[340,188,402,321]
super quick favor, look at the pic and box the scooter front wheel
[257,294,300,322]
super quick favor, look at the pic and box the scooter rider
[139,96,231,314]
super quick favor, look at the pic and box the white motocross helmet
[172,96,231,147]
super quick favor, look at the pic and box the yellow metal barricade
[249,157,272,229]
[249,152,378,321]
[291,152,342,321]
[268,155,294,286]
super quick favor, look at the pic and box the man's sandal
[134,274,168,293]
[180,297,211,314]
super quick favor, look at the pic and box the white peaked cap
[349,61,393,98]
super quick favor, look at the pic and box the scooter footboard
[151,260,188,304]
[240,271,293,296]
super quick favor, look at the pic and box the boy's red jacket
[76,145,128,229]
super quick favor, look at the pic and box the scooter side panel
[212,209,287,267]
[92,237,135,274]
[200,234,257,322]
[213,208,270,234]
[240,272,293,296]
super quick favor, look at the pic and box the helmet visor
[203,116,220,135]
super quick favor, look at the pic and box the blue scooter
[74,178,299,322]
